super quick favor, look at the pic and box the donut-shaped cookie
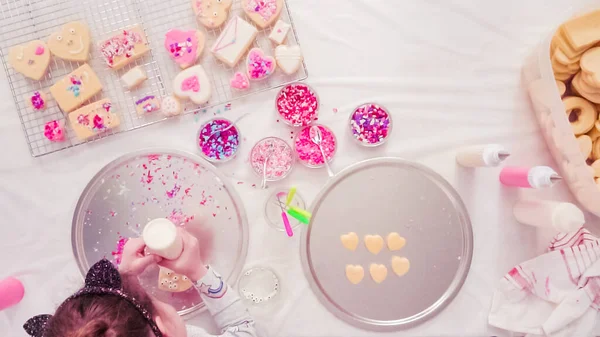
[563,96,597,135]
[578,135,593,158]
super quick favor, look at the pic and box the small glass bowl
[264,188,306,232]
[238,266,281,307]
[197,117,241,163]
[249,137,295,182]
[293,124,337,168]
[348,102,393,147]
[275,83,320,127]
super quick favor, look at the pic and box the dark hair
[43,276,156,337]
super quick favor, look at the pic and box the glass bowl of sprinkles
[294,124,337,168]
[250,137,295,182]
[275,83,320,127]
[197,118,241,163]
[349,103,393,147]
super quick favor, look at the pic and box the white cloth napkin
[489,228,600,337]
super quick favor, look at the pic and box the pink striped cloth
[489,228,600,337]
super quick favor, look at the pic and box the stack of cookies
[572,48,600,103]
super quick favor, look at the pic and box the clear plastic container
[348,103,393,147]
[196,117,241,163]
[522,6,600,217]
[249,137,295,182]
[293,124,337,169]
[275,83,320,127]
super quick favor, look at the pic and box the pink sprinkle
[276,83,319,127]
[333,108,338,113]
[35,45,44,55]
[31,91,45,110]
[111,237,129,266]
[44,120,65,142]
[250,137,293,181]
[294,125,337,167]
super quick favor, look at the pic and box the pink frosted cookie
[44,120,65,142]
[230,72,249,90]
[246,48,276,81]
[165,29,205,69]
[26,91,47,111]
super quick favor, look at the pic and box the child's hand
[119,238,162,276]
[158,228,208,281]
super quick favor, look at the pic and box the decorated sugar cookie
[192,0,233,29]
[44,120,65,142]
[8,40,50,80]
[162,95,183,117]
[230,72,249,90]
[68,99,120,140]
[49,63,103,113]
[158,267,193,292]
[26,91,47,111]
[211,16,258,67]
[48,21,91,62]
[99,25,150,70]
[173,65,212,104]
[242,0,283,28]
[275,45,303,75]
[135,95,161,115]
[246,48,275,81]
[164,29,205,69]
[269,20,291,45]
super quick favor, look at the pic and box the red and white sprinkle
[294,125,336,167]
[276,83,319,127]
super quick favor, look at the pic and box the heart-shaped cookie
[364,234,384,255]
[391,256,410,277]
[386,232,406,251]
[165,29,205,69]
[193,0,233,28]
[246,48,276,81]
[8,40,50,80]
[242,0,284,28]
[275,45,303,75]
[230,72,249,90]
[345,265,364,285]
[340,232,359,251]
[48,21,91,62]
[173,65,212,104]
[369,264,388,284]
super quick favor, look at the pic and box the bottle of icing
[500,166,562,189]
[456,144,510,167]
[0,277,25,311]
[143,218,183,260]
[513,200,584,232]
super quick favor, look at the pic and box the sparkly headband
[23,259,163,337]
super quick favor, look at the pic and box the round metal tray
[300,157,473,331]
[72,149,249,317]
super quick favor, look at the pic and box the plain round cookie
[162,95,182,117]
[563,96,597,135]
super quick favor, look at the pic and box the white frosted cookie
[162,95,183,117]
[121,66,147,89]
[275,45,303,75]
[242,0,283,28]
[269,20,290,45]
[192,0,233,29]
[50,63,103,113]
[164,29,205,69]
[173,65,212,104]
[99,25,150,70]
[48,21,91,62]
[211,16,257,67]
[8,40,50,80]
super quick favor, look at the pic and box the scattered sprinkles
[30,91,45,111]
[276,83,319,127]
[294,125,337,167]
[350,103,392,146]
[250,137,294,181]
[198,119,240,162]
[245,0,279,21]
[99,29,144,67]
[44,120,65,142]
[111,237,128,266]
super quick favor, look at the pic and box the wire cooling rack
[0,0,307,157]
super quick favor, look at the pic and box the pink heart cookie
[246,48,276,81]
[230,72,249,90]
[164,29,205,69]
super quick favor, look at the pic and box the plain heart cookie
[165,29,205,69]
[340,232,359,251]
[246,48,276,81]
[8,40,51,80]
[391,256,410,277]
[386,232,406,251]
[192,0,233,28]
[173,65,212,104]
[369,264,388,284]
[345,265,364,285]
[242,0,284,28]
[364,234,384,255]
[275,45,303,75]
[48,21,91,62]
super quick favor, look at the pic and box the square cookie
[99,25,150,70]
[68,99,120,140]
[50,63,103,113]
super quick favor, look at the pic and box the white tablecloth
[2,0,598,336]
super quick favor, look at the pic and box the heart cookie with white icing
[193,0,233,28]
[275,45,303,75]
[242,0,284,28]
[48,21,91,62]
[173,65,212,104]
[246,48,276,81]
[8,40,50,80]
